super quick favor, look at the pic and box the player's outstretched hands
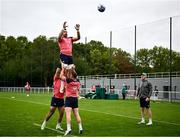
[63,21,68,30]
[75,24,80,30]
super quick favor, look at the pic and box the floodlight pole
[84,37,87,91]
[31,49,32,85]
[109,31,112,93]
[41,46,43,87]
[169,17,172,102]
[134,25,137,91]
[85,37,87,44]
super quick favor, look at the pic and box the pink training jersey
[25,84,30,91]
[53,75,64,99]
[58,37,73,56]
[65,79,80,98]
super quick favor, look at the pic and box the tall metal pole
[41,46,43,87]
[84,37,87,91]
[31,49,32,86]
[109,31,112,93]
[169,17,172,102]
[134,25,137,90]
[85,37,87,44]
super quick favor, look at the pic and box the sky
[0,0,180,54]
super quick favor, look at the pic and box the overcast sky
[0,0,180,54]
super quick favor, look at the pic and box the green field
[0,92,180,136]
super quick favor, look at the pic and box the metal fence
[0,87,53,94]
[0,87,179,102]
[78,71,180,80]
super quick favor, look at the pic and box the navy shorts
[60,53,73,65]
[139,98,150,108]
[51,96,64,107]
[65,97,78,108]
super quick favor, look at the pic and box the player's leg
[138,107,145,124]
[64,107,72,136]
[59,65,65,93]
[45,107,57,121]
[41,97,57,130]
[59,54,68,93]
[41,106,56,130]
[146,108,153,125]
[122,93,125,100]
[146,101,152,125]
[138,98,145,124]
[66,55,74,69]
[27,90,30,96]
[68,64,75,69]
[73,108,83,134]
[64,97,74,136]
[60,53,69,69]
[56,105,65,130]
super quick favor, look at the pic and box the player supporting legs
[41,67,65,130]
[60,68,83,136]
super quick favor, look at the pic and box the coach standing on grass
[137,73,153,126]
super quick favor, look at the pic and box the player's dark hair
[72,69,77,79]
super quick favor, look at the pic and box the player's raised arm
[60,67,66,81]
[54,67,61,78]
[58,21,68,40]
[72,24,80,42]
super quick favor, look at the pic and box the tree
[150,46,171,72]
[74,41,110,75]
[113,48,135,74]
[0,36,31,86]
[31,35,58,86]
[136,48,152,73]
[170,51,180,71]
[0,35,6,70]
[1,34,179,87]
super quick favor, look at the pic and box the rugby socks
[69,64,75,69]
[56,122,63,130]
[146,118,153,125]
[78,123,83,130]
[41,120,47,130]
[149,118,152,123]
[141,117,145,122]
[67,123,71,131]
[56,122,61,127]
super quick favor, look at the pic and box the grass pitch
[0,92,180,136]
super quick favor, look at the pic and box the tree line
[0,35,179,87]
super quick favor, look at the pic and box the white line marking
[1,96,180,126]
[33,123,64,134]
[34,123,77,137]
[80,108,180,126]
[0,96,49,106]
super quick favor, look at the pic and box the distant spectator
[91,84,96,92]
[121,83,127,100]
[153,86,159,102]
[104,85,108,93]
[110,85,115,94]
[25,82,30,97]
